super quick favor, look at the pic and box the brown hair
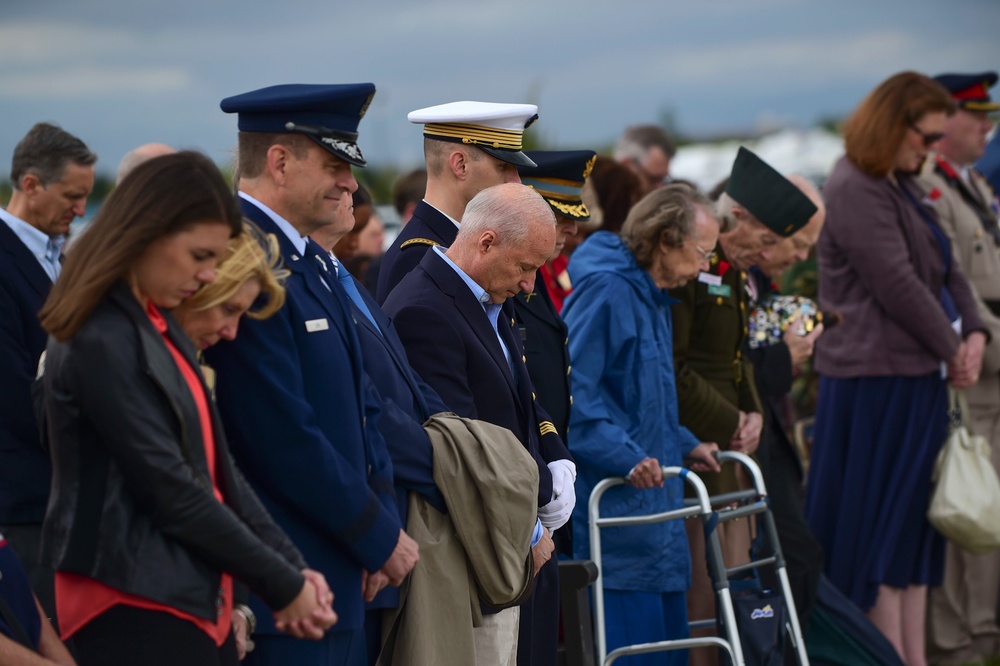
[843,71,955,177]
[589,156,643,234]
[423,137,481,177]
[236,131,310,180]
[621,183,715,269]
[393,168,427,216]
[11,122,96,189]
[40,151,242,341]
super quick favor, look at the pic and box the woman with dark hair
[805,72,987,665]
[589,156,643,234]
[38,151,336,665]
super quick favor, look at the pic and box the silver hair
[713,193,742,234]
[457,183,555,246]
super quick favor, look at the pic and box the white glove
[538,460,577,530]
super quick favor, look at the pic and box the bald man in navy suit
[384,183,575,666]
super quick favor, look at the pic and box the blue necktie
[45,238,63,281]
[333,260,381,333]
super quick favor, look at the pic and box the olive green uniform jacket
[669,248,762,496]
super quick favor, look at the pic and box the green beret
[726,147,817,236]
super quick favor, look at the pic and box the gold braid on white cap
[423,122,523,150]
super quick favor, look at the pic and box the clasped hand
[274,568,337,640]
[361,529,420,602]
[949,332,986,389]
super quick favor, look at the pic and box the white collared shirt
[423,199,461,231]
[239,192,307,256]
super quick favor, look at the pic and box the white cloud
[0,21,139,63]
[2,66,192,98]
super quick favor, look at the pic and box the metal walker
[587,451,810,665]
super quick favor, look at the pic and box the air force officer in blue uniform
[206,84,419,666]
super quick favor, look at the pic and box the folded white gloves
[538,459,577,530]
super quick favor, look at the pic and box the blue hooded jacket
[563,231,700,593]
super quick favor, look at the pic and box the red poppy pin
[935,155,959,180]
[718,260,731,278]
[923,188,942,205]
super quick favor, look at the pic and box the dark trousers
[246,628,366,666]
[517,554,560,665]
[0,523,56,627]
[73,605,238,666]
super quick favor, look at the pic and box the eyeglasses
[910,124,944,147]
[695,244,717,263]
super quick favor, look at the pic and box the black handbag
[719,526,789,666]
[729,576,788,666]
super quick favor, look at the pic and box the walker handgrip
[715,451,768,497]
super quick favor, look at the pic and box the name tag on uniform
[697,272,722,287]
[707,284,731,298]
[305,318,329,333]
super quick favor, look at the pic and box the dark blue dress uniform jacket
[204,199,401,634]
[0,220,53,525]
[375,200,455,305]
[512,273,572,440]
[346,273,448,611]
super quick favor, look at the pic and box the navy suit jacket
[349,274,447,512]
[204,199,401,634]
[0,220,54,524]
[344,272,448,610]
[376,200,457,305]
[383,249,572,508]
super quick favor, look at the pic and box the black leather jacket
[41,283,307,620]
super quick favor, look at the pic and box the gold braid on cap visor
[423,123,523,150]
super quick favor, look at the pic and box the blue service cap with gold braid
[518,150,597,221]
[220,83,376,167]
[408,101,538,168]
[933,72,1000,112]
[726,147,817,237]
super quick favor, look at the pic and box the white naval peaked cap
[407,101,539,167]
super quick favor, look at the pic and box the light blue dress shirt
[432,245,513,375]
[432,246,542,546]
[0,207,64,281]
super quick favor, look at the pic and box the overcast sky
[2,0,998,179]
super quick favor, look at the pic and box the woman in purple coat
[805,71,987,666]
